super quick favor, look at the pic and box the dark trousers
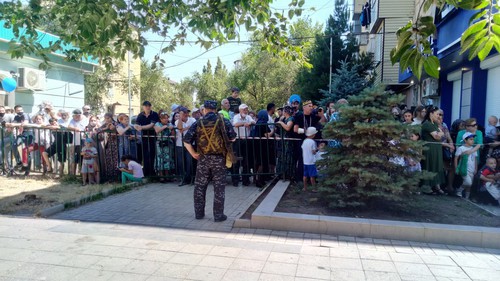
[194,155,226,218]
[176,146,193,182]
[140,136,156,177]
[231,140,250,184]
[293,139,303,183]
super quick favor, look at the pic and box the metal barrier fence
[0,124,301,185]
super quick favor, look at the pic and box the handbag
[442,147,453,160]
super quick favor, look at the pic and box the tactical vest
[196,118,225,155]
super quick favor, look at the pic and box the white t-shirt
[455,145,477,173]
[301,138,317,165]
[69,118,89,144]
[128,160,144,178]
[175,117,195,147]
[58,118,70,127]
[232,114,255,138]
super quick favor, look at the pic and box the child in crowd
[406,132,422,173]
[80,138,97,185]
[119,154,144,185]
[480,157,500,205]
[455,132,478,199]
[302,127,319,192]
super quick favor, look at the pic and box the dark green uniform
[183,111,236,221]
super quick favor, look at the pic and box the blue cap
[85,138,93,143]
[289,94,301,104]
[204,100,217,109]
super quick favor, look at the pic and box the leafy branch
[390,0,500,80]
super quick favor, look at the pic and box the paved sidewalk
[52,183,261,232]
[0,216,499,281]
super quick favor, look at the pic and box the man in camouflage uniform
[183,100,236,222]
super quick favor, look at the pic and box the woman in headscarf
[276,106,295,181]
[252,109,272,187]
[421,106,446,194]
[98,113,119,181]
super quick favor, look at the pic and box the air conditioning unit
[422,78,439,97]
[17,67,46,91]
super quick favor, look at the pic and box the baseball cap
[142,101,152,106]
[178,106,190,113]
[82,105,91,110]
[305,127,318,137]
[171,104,180,112]
[239,104,249,110]
[72,109,82,115]
[192,108,199,112]
[204,100,217,109]
[462,132,476,141]
[85,138,93,143]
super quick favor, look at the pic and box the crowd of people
[391,104,500,205]
[1,89,499,207]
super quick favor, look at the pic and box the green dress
[154,122,174,171]
[421,121,445,186]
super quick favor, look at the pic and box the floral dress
[98,122,119,181]
[154,122,174,171]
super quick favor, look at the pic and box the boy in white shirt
[301,127,319,192]
[455,132,478,199]
[119,154,144,185]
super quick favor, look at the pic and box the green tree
[194,59,230,104]
[320,52,375,104]
[140,60,176,112]
[320,86,431,208]
[294,0,359,102]
[0,0,308,70]
[229,45,301,110]
[391,0,500,80]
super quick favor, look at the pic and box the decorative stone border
[246,180,500,249]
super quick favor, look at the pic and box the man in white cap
[231,104,255,186]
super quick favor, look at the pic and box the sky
[142,0,342,83]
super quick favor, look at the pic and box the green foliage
[194,59,230,105]
[319,55,375,105]
[229,45,301,110]
[319,86,432,208]
[294,0,359,102]
[0,0,308,71]
[391,0,500,80]
[140,60,192,112]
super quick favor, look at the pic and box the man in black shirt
[134,101,159,177]
[227,87,241,119]
[292,100,326,183]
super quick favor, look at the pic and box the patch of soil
[0,176,119,215]
[275,186,500,227]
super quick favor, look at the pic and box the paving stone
[330,269,366,281]
[361,260,398,272]
[222,269,260,281]
[230,258,266,272]
[295,264,331,280]
[262,261,297,276]
[267,252,299,264]
[186,265,227,281]
[428,264,470,279]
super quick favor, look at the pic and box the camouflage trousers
[194,154,226,218]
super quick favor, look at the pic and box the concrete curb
[36,180,148,218]
[248,180,500,249]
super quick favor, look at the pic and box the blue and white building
[0,20,98,114]
[435,6,500,127]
